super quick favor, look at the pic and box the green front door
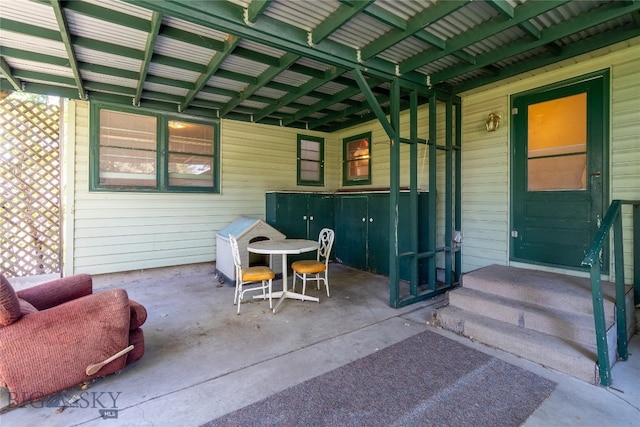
[511,71,608,270]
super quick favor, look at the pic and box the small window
[168,121,216,188]
[91,104,220,193]
[98,110,157,188]
[343,132,371,186]
[297,135,324,186]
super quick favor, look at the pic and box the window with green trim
[297,134,324,186]
[343,132,371,186]
[91,104,220,193]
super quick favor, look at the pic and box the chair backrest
[228,235,243,277]
[317,228,335,265]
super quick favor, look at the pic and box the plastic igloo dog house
[215,216,286,284]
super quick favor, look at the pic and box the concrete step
[448,287,610,347]
[462,264,616,319]
[439,265,636,384]
[436,306,616,384]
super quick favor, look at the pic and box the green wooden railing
[581,199,640,386]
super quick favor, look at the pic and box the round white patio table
[247,239,320,313]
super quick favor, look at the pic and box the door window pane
[527,93,587,191]
[528,154,587,191]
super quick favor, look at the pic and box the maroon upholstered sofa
[0,273,146,408]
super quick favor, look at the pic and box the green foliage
[8,91,59,105]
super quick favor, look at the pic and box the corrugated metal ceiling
[0,0,638,131]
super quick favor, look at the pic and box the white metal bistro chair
[291,228,335,297]
[230,235,275,314]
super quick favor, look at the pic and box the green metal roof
[1,0,638,131]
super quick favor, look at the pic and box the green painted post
[444,99,453,287]
[389,79,400,307]
[634,204,640,305]
[613,210,628,360]
[409,90,418,296]
[454,100,462,284]
[428,94,437,290]
[590,260,611,386]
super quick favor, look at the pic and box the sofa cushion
[19,298,38,315]
[0,274,21,326]
[16,273,92,311]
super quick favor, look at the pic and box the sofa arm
[129,299,147,330]
[16,274,92,311]
[0,289,130,406]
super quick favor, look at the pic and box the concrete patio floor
[2,263,639,427]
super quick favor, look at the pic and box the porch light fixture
[485,112,501,132]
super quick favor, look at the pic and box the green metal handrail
[581,199,640,386]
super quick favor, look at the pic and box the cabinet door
[417,192,430,284]
[308,194,335,259]
[265,192,278,228]
[366,193,390,275]
[367,193,416,280]
[275,193,309,238]
[307,194,334,239]
[334,196,367,270]
[396,192,415,281]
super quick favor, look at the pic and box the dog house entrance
[248,236,270,267]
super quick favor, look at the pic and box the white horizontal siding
[68,103,337,275]
[459,93,510,273]
[610,53,640,282]
[66,39,640,279]
[333,39,639,278]
[458,39,640,279]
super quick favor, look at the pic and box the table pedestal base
[254,291,319,313]
[247,239,321,314]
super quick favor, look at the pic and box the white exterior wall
[65,108,338,275]
[335,39,639,280]
[610,48,640,282]
[64,38,639,279]
[460,39,640,279]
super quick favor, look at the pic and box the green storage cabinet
[266,192,335,262]
[265,192,335,262]
[366,193,394,275]
[265,192,334,239]
[334,191,429,282]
